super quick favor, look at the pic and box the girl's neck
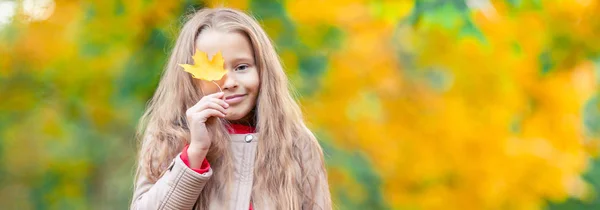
[226,110,256,134]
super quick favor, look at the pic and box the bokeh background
[1,0,600,209]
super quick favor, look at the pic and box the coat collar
[227,124,256,134]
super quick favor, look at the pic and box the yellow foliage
[288,1,600,209]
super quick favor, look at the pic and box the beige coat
[131,133,332,210]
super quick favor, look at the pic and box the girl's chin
[224,115,239,121]
[224,109,254,123]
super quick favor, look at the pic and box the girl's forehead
[195,30,254,61]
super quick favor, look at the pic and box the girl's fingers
[205,91,225,99]
[200,101,227,115]
[187,92,225,113]
[193,109,226,122]
[208,97,229,108]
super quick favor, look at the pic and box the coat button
[244,134,254,143]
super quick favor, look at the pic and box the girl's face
[195,30,260,122]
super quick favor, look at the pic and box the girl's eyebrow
[229,56,254,64]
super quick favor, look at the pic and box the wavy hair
[133,8,330,209]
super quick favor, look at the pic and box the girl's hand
[185,91,229,167]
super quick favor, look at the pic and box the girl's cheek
[199,81,221,94]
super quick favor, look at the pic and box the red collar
[227,124,256,134]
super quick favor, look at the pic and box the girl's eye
[234,64,249,71]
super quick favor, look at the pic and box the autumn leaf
[178,49,227,81]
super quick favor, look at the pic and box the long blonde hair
[134,8,329,209]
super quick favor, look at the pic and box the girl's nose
[221,73,238,90]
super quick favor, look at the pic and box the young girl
[130,8,332,210]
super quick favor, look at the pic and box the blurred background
[1,0,600,209]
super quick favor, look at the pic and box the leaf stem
[211,80,222,92]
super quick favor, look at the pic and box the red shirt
[180,124,256,209]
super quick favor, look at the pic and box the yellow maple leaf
[178,49,227,81]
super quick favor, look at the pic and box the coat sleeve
[130,153,213,210]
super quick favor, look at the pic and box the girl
[130,7,332,210]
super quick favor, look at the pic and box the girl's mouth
[225,94,247,104]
